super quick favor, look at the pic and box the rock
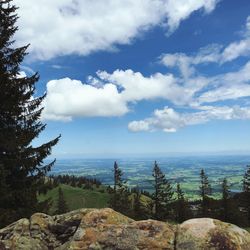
[176,218,250,250]
[0,218,46,250]
[0,209,250,249]
[65,208,175,250]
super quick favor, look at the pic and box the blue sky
[15,0,250,157]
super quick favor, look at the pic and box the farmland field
[48,155,250,200]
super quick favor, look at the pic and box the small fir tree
[175,183,190,223]
[109,161,131,215]
[221,178,230,222]
[242,165,250,224]
[132,186,148,220]
[55,187,68,214]
[199,169,212,216]
[152,161,174,220]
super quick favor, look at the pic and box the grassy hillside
[38,184,111,214]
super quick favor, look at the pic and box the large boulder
[60,208,175,250]
[176,218,250,250]
[0,209,94,250]
[0,209,250,249]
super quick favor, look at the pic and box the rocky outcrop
[0,208,250,250]
[176,218,250,250]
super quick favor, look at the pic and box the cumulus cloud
[41,78,128,121]
[42,65,214,121]
[42,59,250,121]
[128,106,250,132]
[41,70,194,120]
[97,69,198,105]
[163,0,218,33]
[14,0,218,60]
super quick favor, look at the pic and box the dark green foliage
[50,174,101,189]
[152,161,174,220]
[131,187,149,220]
[243,165,250,193]
[55,187,68,214]
[133,188,142,219]
[175,183,191,223]
[242,165,250,224]
[109,161,131,216]
[0,0,60,227]
[221,178,230,222]
[199,168,212,217]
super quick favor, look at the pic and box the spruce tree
[242,165,250,224]
[55,187,68,215]
[152,161,174,220]
[175,183,190,223]
[199,169,212,217]
[0,0,60,226]
[132,186,148,220]
[221,178,230,222]
[109,161,131,215]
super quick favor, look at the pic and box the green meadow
[38,184,111,214]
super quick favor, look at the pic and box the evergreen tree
[221,178,230,222]
[109,161,121,210]
[55,187,68,214]
[109,161,131,215]
[199,169,212,216]
[0,0,60,226]
[132,186,148,220]
[242,165,250,224]
[175,183,190,223]
[133,187,141,218]
[152,161,174,220]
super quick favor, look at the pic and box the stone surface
[65,209,175,250]
[0,209,250,250]
[176,218,250,250]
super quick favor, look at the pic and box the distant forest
[43,161,250,229]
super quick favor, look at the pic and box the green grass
[38,184,111,214]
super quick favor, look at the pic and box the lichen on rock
[0,208,250,250]
[176,218,250,250]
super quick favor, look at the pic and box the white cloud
[128,105,250,132]
[198,61,250,103]
[41,78,128,121]
[221,16,250,62]
[17,71,27,78]
[221,39,250,63]
[128,120,150,132]
[163,0,218,33]
[42,60,250,121]
[42,69,197,121]
[97,69,192,105]
[161,44,222,78]
[20,65,35,75]
[14,0,218,60]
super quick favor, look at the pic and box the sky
[13,0,250,157]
